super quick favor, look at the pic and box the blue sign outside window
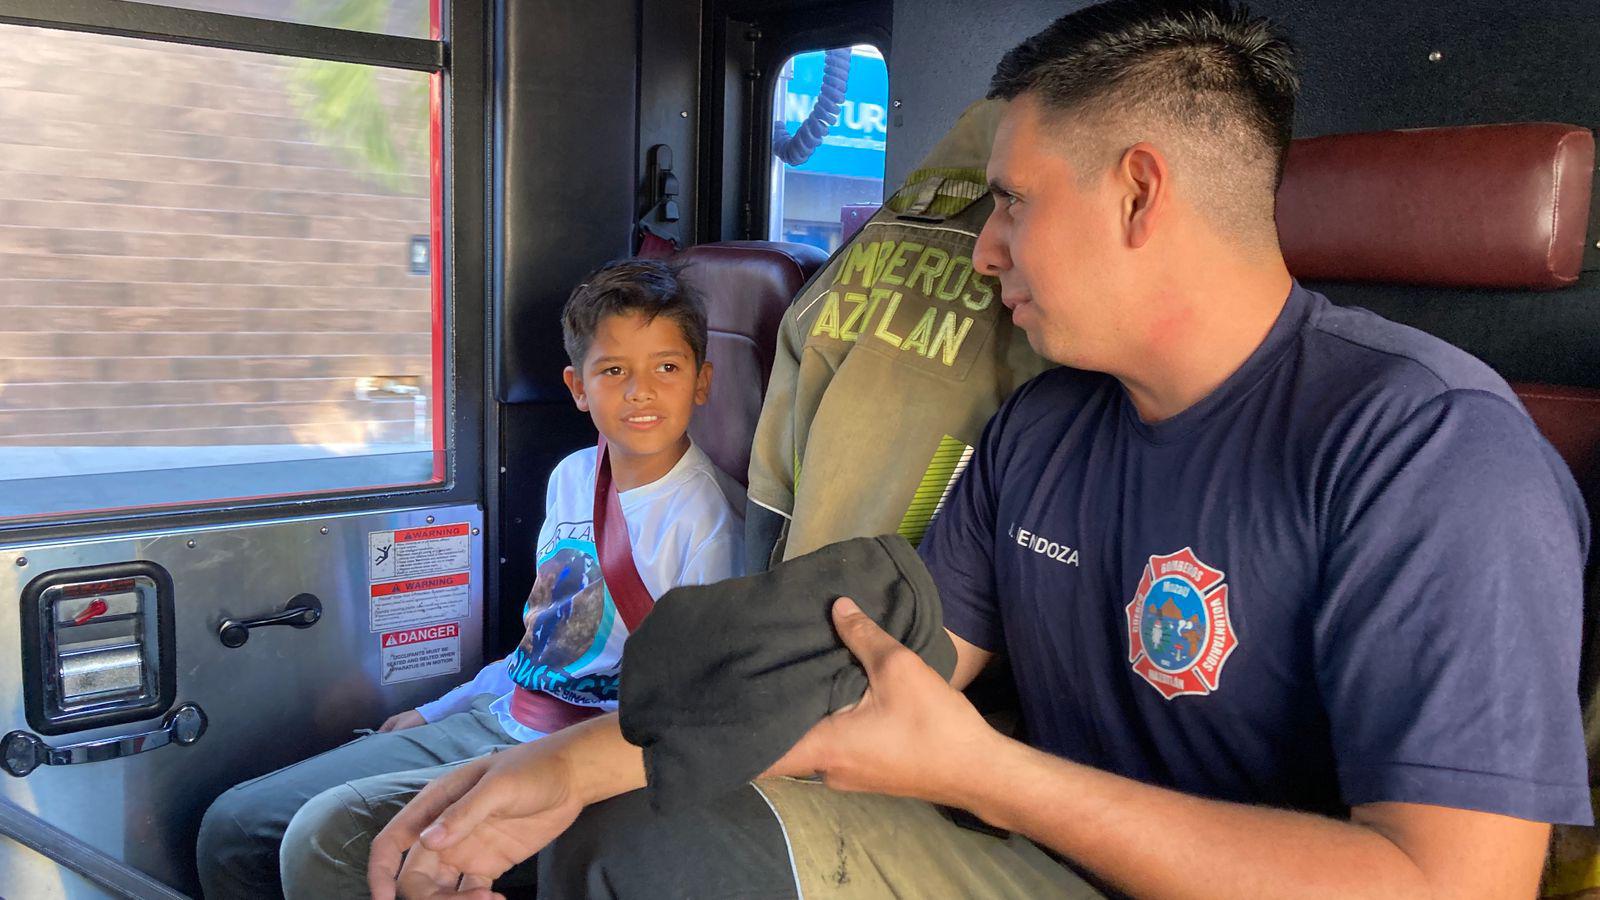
[781,49,889,180]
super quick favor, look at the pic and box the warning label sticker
[380,622,461,685]
[367,521,473,633]
[368,523,471,583]
[370,572,471,633]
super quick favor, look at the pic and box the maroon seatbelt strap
[506,439,657,736]
[593,437,656,632]
[509,687,601,733]
[636,228,678,259]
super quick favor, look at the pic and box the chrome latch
[2,703,207,778]
[21,562,177,736]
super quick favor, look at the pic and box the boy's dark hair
[561,259,708,369]
[990,0,1298,230]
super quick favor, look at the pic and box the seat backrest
[1277,122,1600,695]
[1517,385,1600,507]
[1275,122,1598,473]
[677,240,829,487]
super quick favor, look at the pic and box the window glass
[769,45,888,253]
[128,0,435,40]
[0,23,440,519]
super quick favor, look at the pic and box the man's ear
[562,365,589,412]
[693,360,713,406]
[1120,141,1169,250]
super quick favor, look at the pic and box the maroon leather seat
[1278,122,1600,692]
[676,240,828,487]
[1275,123,1598,476]
[1277,123,1594,291]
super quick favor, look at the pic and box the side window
[0,5,444,521]
[768,45,888,253]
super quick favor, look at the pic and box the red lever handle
[72,598,108,626]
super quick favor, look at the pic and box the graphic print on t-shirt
[506,520,621,704]
[1124,548,1238,700]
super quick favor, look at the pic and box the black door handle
[218,593,323,648]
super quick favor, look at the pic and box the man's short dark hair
[990,0,1298,212]
[561,259,708,369]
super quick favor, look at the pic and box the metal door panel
[0,846,107,900]
[0,503,485,897]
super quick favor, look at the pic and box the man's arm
[371,626,994,899]
[787,599,1550,900]
[974,739,1548,899]
[946,627,994,691]
[368,714,648,900]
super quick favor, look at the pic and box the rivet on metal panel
[472,528,481,536]
[186,540,196,549]
[1427,50,1442,62]
[680,110,689,118]
[426,516,436,524]
[892,99,903,108]
[14,557,25,567]
[319,527,329,535]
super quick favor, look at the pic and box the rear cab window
[768,44,888,253]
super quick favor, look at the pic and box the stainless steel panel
[0,503,485,898]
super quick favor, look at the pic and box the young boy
[195,259,744,900]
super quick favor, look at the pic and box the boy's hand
[379,709,427,733]
[369,739,585,900]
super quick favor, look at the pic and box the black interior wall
[703,0,893,240]
[888,0,1600,387]
[495,0,703,648]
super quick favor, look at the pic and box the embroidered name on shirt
[1008,523,1080,566]
[1125,548,1238,700]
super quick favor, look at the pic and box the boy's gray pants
[195,694,516,899]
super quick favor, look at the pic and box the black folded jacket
[618,534,957,812]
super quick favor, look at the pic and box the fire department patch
[1125,547,1237,700]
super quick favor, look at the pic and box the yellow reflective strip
[1543,849,1600,896]
[897,435,973,546]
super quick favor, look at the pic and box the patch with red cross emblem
[1125,548,1238,699]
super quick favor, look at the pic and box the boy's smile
[563,311,712,490]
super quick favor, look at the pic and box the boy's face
[562,311,711,480]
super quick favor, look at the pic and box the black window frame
[761,38,892,247]
[0,0,491,544]
[747,8,891,242]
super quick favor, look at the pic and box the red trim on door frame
[429,0,447,484]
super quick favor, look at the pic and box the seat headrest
[1277,123,1595,291]
[678,241,828,487]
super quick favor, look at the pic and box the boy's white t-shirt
[416,441,744,742]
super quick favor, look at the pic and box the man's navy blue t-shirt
[921,282,1592,824]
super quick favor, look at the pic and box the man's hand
[369,714,648,900]
[379,709,427,733]
[774,597,1004,809]
[368,741,584,900]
